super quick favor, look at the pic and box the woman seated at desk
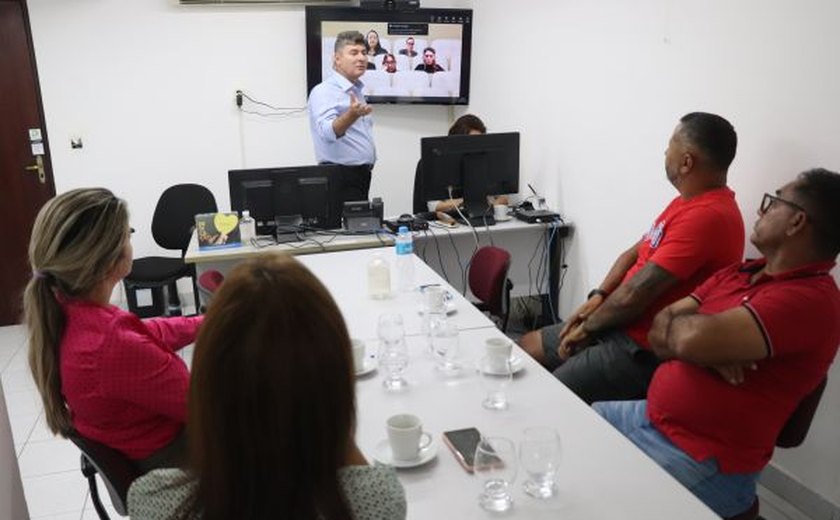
[413,114,510,215]
[128,254,406,519]
[24,188,201,471]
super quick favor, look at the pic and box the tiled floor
[0,322,816,520]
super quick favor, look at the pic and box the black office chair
[725,377,829,520]
[68,433,141,519]
[124,184,217,318]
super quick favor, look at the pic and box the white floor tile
[82,484,122,519]
[30,512,84,520]
[1,364,37,393]
[4,386,44,421]
[18,437,82,478]
[22,470,88,518]
[28,412,61,444]
[9,411,38,446]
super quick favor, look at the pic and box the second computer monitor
[228,164,345,234]
[420,132,520,217]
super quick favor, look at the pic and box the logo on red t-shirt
[646,221,665,248]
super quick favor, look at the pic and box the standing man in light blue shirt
[308,30,377,203]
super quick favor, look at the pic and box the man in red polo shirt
[594,169,840,517]
[521,112,745,404]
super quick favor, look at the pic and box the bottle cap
[398,226,409,233]
[242,210,250,218]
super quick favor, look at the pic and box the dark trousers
[552,331,660,405]
[338,164,373,204]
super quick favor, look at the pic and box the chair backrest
[468,246,511,315]
[152,184,217,253]
[776,376,828,448]
[68,433,142,516]
[198,269,225,295]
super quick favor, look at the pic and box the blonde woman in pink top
[23,188,202,471]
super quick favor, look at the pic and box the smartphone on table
[442,427,484,473]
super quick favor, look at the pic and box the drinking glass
[478,355,513,410]
[519,427,562,498]
[430,320,460,374]
[377,313,409,391]
[474,436,517,513]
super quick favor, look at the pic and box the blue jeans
[593,400,760,518]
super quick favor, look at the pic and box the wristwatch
[587,288,609,300]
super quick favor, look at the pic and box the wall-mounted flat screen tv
[306,6,473,105]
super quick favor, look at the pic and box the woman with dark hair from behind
[127,253,406,520]
[23,188,201,471]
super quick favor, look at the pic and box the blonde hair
[23,188,130,435]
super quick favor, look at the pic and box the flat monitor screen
[420,132,520,217]
[228,165,345,234]
[306,7,473,105]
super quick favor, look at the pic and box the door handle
[25,155,45,184]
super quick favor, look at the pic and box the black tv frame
[306,6,473,105]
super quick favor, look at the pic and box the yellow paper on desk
[195,212,242,250]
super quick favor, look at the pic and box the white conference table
[295,248,492,339]
[185,217,571,324]
[297,248,717,520]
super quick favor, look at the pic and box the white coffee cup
[493,204,509,221]
[386,413,433,461]
[351,339,366,372]
[485,337,513,371]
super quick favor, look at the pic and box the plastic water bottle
[367,253,391,299]
[239,210,256,244]
[395,226,415,292]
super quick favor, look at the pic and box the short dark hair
[423,47,436,55]
[449,114,487,136]
[792,168,840,258]
[334,30,365,53]
[678,112,738,171]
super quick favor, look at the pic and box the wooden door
[0,0,56,325]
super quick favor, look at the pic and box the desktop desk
[185,218,571,324]
[297,249,717,520]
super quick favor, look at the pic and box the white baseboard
[761,462,839,520]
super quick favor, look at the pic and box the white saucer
[372,438,438,468]
[478,354,525,375]
[495,214,512,222]
[355,358,377,377]
[417,301,457,315]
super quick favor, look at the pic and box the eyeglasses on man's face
[759,193,807,215]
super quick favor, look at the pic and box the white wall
[26,0,840,508]
[27,0,470,259]
[469,0,840,505]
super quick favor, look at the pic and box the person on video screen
[308,31,376,203]
[398,36,418,57]
[415,47,445,73]
[365,30,387,57]
[382,54,397,73]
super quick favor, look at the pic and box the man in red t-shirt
[594,169,840,517]
[521,112,745,404]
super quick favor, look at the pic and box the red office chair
[468,246,513,331]
[725,376,828,520]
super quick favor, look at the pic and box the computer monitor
[419,132,520,219]
[228,165,345,235]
